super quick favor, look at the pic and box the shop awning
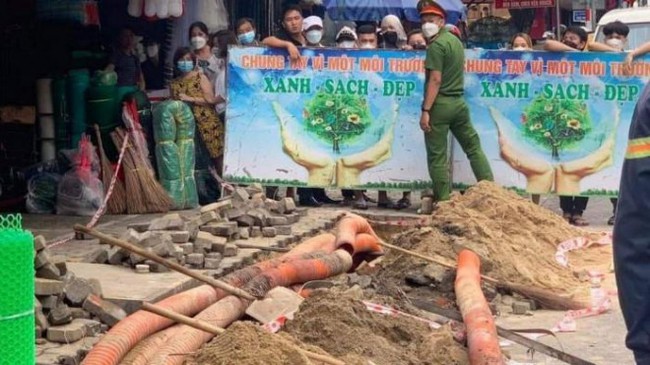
[323,0,467,25]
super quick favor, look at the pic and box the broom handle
[73,224,257,301]
[141,302,346,365]
[93,124,107,159]
[377,239,499,285]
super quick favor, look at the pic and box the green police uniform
[423,28,493,201]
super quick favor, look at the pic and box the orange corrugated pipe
[455,250,504,365]
[82,233,338,365]
[335,212,382,255]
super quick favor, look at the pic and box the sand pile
[193,321,329,365]
[283,290,469,365]
[379,181,587,295]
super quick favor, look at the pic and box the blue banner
[224,46,649,196]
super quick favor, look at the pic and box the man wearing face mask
[303,16,325,47]
[357,24,379,50]
[544,25,616,52]
[336,26,357,49]
[418,0,494,202]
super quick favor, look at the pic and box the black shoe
[299,196,323,207]
[316,195,341,205]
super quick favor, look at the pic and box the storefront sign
[225,46,649,197]
[494,0,555,9]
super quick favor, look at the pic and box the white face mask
[338,41,355,48]
[306,30,323,45]
[606,38,624,50]
[512,46,526,51]
[360,43,375,49]
[191,36,207,50]
[422,22,440,39]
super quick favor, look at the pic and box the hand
[179,93,193,103]
[489,107,554,193]
[420,112,431,132]
[337,105,398,187]
[555,108,620,195]
[623,52,635,76]
[286,42,301,62]
[271,102,335,186]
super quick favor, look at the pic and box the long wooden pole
[74,224,256,301]
[140,302,346,365]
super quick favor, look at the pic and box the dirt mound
[283,290,469,365]
[194,321,323,365]
[379,181,587,296]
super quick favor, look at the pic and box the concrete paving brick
[69,307,91,320]
[47,320,86,343]
[82,294,127,327]
[35,299,49,333]
[82,247,108,264]
[107,246,126,265]
[224,207,246,220]
[36,278,65,296]
[275,225,292,236]
[267,216,288,226]
[169,231,190,243]
[238,227,250,239]
[186,253,205,266]
[144,260,170,273]
[64,275,102,306]
[262,227,277,238]
[37,263,62,280]
[232,187,251,207]
[35,250,51,269]
[34,235,47,252]
[236,214,256,227]
[246,209,269,227]
[223,244,238,257]
[127,222,150,233]
[280,197,296,213]
[200,199,233,214]
[200,210,221,225]
[48,304,73,326]
[512,301,531,315]
[135,264,150,273]
[38,295,61,310]
[284,213,300,224]
[51,256,68,276]
[204,257,222,269]
[177,242,194,255]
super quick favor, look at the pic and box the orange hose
[120,327,180,365]
[455,250,504,365]
[335,213,382,255]
[82,234,339,365]
[151,249,355,365]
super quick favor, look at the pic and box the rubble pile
[102,184,307,272]
[33,235,124,352]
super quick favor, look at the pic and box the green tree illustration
[303,91,372,153]
[521,96,592,160]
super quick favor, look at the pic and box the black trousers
[559,196,589,215]
[614,81,650,365]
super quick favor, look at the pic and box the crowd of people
[107,1,650,227]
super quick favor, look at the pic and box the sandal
[395,197,411,210]
[607,215,615,226]
[571,215,590,227]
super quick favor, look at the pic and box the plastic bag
[56,134,105,216]
[25,173,61,214]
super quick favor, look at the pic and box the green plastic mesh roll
[0,214,35,365]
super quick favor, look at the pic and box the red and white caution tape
[46,134,130,248]
[554,231,612,267]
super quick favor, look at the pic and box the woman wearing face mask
[189,22,219,86]
[170,47,224,173]
[303,16,324,47]
[235,18,259,46]
[380,14,407,49]
[336,26,357,49]
[510,33,533,51]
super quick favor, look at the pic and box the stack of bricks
[107,184,304,271]
[33,235,127,346]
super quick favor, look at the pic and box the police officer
[614,80,650,365]
[417,0,493,201]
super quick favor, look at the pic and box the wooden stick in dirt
[409,299,596,365]
[234,243,290,252]
[141,302,346,365]
[377,239,587,311]
[74,225,256,301]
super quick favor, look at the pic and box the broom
[115,127,172,213]
[94,124,126,214]
[110,130,148,214]
[377,239,589,311]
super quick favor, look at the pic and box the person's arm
[587,41,618,52]
[543,39,576,52]
[213,74,226,104]
[422,70,441,111]
[628,41,650,61]
[262,36,300,60]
